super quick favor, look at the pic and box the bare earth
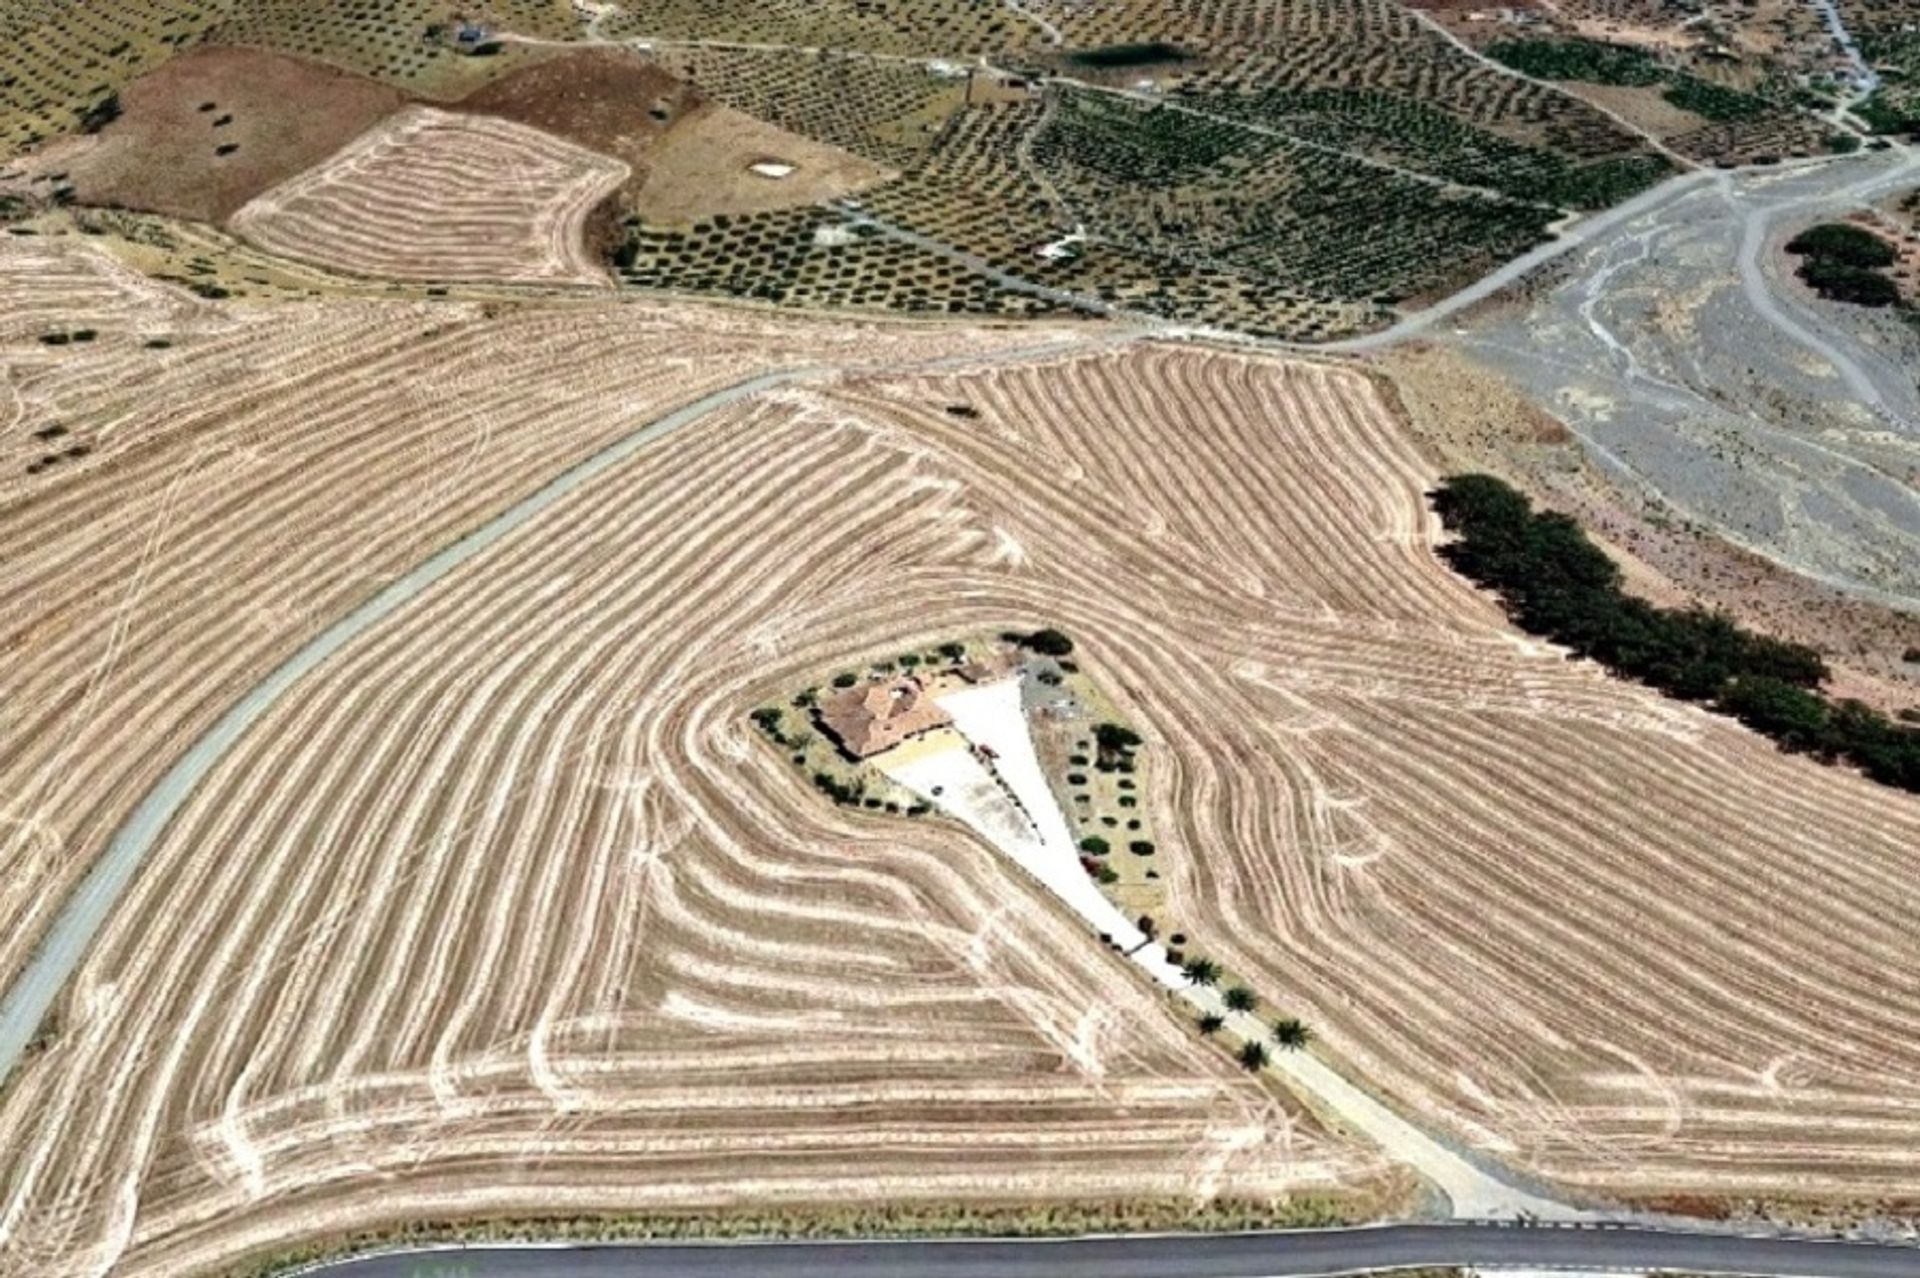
[3,325,1918,1272]
[11,46,406,224]
[229,106,630,286]
[630,101,897,223]
[0,318,1387,1277]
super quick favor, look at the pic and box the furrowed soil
[0,243,1389,1276]
[2,332,1916,1276]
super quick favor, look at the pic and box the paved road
[303,1225,1920,1278]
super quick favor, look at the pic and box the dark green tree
[1181,957,1221,987]
[1271,1017,1313,1050]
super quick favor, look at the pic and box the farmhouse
[816,675,952,758]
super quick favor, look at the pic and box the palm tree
[1271,1017,1313,1050]
[1197,1013,1225,1036]
[1222,985,1257,1013]
[1181,956,1221,987]
[1237,1040,1269,1071]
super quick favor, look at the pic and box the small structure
[816,675,952,759]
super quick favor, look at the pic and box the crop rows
[648,46,963,170]
[0,312,1386,1276]
[822,347,1920,1204]
[599,0,1030,59]
[0,229,1084,1000]
[230,107,629,286]
[206,0,577,93]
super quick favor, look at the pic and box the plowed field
[5,315,1917,1274]
[229,106,628,286]
[0,243,1385,1276]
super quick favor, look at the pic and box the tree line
[1431,475,1920,793]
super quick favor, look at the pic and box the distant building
[815,675,952,759]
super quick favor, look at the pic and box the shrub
[1786,223,1897,269]
[1272,1017,1313,1050]
[831,672,857,688]
[1128,840,1155,855]
[1079,835,1110,855]
[1019,627,1075,656]
[1433,474,1920,794]
[1855,91,1920,136]
[1798,261,1900,307]
[79,93,121,134]
[1067,42,1192,69]
[1663,76,1770,122]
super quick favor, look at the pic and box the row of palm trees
[1182,955,1314,1070]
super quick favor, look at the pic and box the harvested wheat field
[229,106,629,286]
[6,320,1920,1272]
[0,229,1094,999]
[0,322,1388,1276]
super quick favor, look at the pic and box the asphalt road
[304,1225,1920,1278]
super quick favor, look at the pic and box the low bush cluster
[1431,475,1920,792]
[1785,222,1904,308]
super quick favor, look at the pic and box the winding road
[299,1224,1920,1278]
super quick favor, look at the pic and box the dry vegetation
[0,229,1091,999]
[229,106,629,286]
[0,302,1398,1277]
[4,316,1918,1271]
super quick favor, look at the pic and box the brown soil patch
[1560,82,1706,139]
[456,46,699,159]
[630,101,896,224]
[456,47,894,226]
[58,46,405,224]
